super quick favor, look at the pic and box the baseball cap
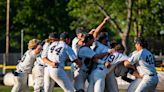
[49,32,59,39]
[76,27,87,34]
[60,32,70,40]
[134,37,147,48]
[82,34,94,43]
[97,32,109,41]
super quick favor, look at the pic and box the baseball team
[11,16,158,92]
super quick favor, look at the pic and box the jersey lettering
[50,45,56,53]
[21,54,27,62]
[55,47,63,55]
[145,54,154,65]
[50,45,63,55]
[109,54,115,62]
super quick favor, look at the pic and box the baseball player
[43,32,81,92]
[124,37,159,92]
[74,34,110,92]
[71,16,109,80]
[87,40,114,92]
[11,39,42,92]
[72,16,110,55]
[112,44,137,82]
[88,42,128,92]
[90,39,118,92]
[42,32,59,92]
[32,52,46,92]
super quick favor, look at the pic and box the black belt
[38,64,44,66]
[149,74,156,76]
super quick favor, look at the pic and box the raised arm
[90,16,110,39]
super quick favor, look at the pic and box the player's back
[48,41,76,68]
[137,48,157,75]
[72,37,80,55]
[16,49,36,73]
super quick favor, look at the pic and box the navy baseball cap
[76,27,87,34]
[49,32,59,39]
[60,32,70,39]
[82,34,94,43]
[97,32,109,41]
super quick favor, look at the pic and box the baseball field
[1,85,164,92]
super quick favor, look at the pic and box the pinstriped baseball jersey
[16,49,37,73]
[41,42,50,58]
[47,41,77,68]
[128,48,157,75]
[34,55,45,66]
[108,52,128,73]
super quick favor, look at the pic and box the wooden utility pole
[4,0,10,74]
[21,29,24,57]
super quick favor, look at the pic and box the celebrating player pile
[11,16,158,92]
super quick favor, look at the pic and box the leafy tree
[67,0,164,54]
[0,0,72,52]
[0,0,7,52]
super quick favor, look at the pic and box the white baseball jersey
[41,42,50,58]
[16,49,37,73]
[47,41,77,68]
[44,41,76,92]
[106,52,128,92]
[12,49,37,92]
[78,46,96,72]
[72,37,80,55]
[128,48,157,75]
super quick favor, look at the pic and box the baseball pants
[134,75,158,92]
[44,67,55,92]
[11,72,29,92]
[32,64,44,92]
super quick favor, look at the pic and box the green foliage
[67,0,164,54]
[0,0,72,52]
[0,0,163,54]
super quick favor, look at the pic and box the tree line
[0,0,163,55]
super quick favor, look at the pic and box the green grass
[0,85,126,92]
[0,85,63,92]
[0,85,163,92]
